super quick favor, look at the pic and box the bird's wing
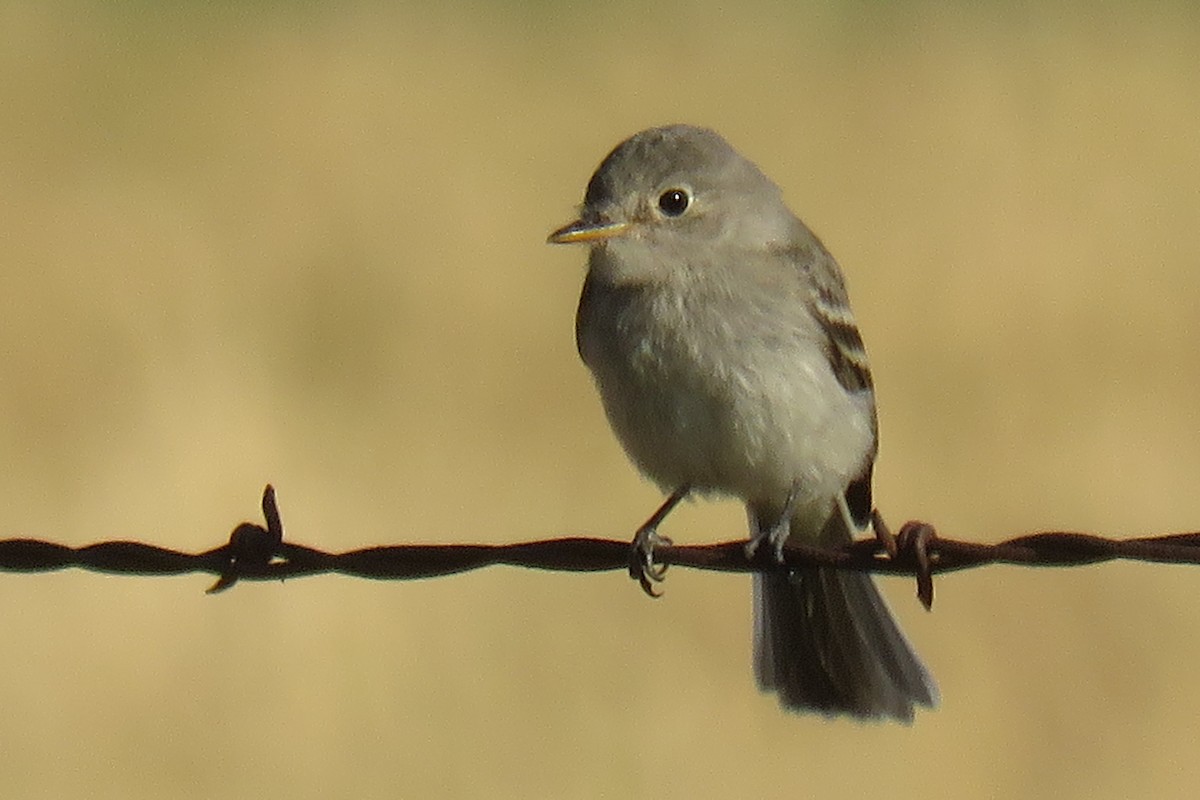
[782,239,879,528]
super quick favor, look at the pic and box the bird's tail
[752,511,938,722]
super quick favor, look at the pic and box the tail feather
[752,510,937,721]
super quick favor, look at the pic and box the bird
[548,124,937,721]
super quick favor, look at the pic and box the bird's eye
[657,188,691,217]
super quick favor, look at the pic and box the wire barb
[2,485,1200,609]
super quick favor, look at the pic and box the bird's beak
[547,217,630,245]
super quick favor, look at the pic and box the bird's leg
[630,484,690,597]
[744,481,801,563]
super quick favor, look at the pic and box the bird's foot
[629,524,673,598]
[744,514,791,564]
[745,482,802,563]
[627,484,690,598]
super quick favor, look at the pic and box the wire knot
[207,485,284,594]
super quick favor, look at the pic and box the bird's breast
[576,271,875,506]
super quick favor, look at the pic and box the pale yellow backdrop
[2,1,1199,798]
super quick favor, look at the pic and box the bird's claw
[629,525,673,597]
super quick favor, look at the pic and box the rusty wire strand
[2,484,1199,609]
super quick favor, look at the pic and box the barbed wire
[2,484,1199,609]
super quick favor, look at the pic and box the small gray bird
[548,124,937,721]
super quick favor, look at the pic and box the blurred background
[2,1,1199,797]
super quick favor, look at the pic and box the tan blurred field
[2,1,1200,797]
